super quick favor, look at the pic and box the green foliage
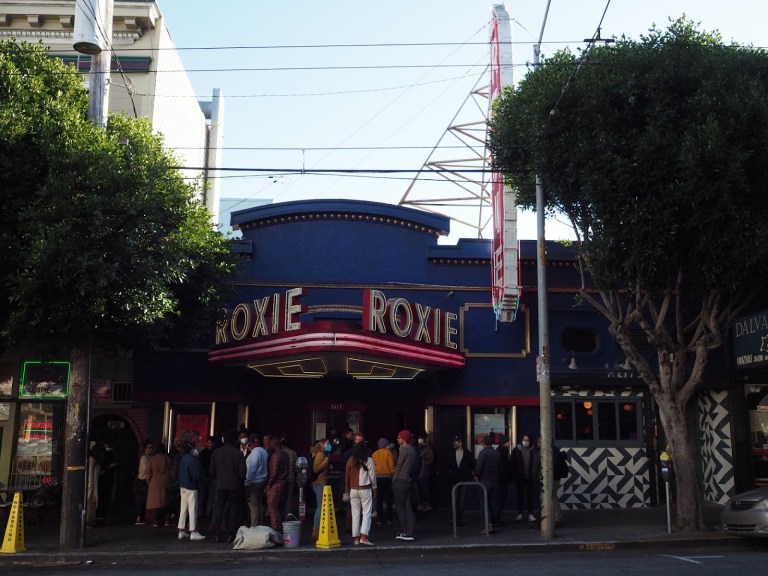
[0,39,237,351]
[489,18,768,297]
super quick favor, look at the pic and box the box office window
[554,399,641,446]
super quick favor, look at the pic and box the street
[3,544,768,576]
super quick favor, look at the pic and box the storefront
[0,359,67,494]
[732,309,768,488]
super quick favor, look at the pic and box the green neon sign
[19,361,71,399]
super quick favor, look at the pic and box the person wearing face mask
[444,436,473,528]
[510,434,537,522]
[310,438,331,540]
[238,432,251,458]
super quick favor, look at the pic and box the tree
[0,39,237,547]
[488,19,768,531]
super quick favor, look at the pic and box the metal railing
[451,481,491,538]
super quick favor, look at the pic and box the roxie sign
[733,309,768,369]
[362,289,458,349]
[215,287,459,350]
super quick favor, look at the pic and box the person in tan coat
[145,443,169,527]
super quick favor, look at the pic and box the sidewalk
[4,501,743,565]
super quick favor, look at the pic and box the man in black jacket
[473,434,502,534]
[510,434,537,522]
[209,429,247,542]
[445,436,473,527]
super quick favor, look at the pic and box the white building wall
[0,1,219,222]
[147,13,208,195]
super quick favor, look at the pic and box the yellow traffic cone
[315,485,341,549]
[1,492,25,553]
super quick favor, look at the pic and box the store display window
[11,403,64,487]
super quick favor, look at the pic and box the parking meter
[296,456,308,487]
[660,450,672,533]
[296,456,308,522]
[659,451,672,482]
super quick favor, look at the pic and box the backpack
[554,449,569,480]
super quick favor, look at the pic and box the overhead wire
[312,21,492,202]
[549,0,613,118]
[78,0,139,118]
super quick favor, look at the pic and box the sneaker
[178,531,190,540]
[360,537,374,546]
[190,531,206,541]
[399,534,415,541]
[528,513,536,522]
[515,513,523,522]
[135,520,147,526]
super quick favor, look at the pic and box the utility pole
[535,0,554,541]
[60,0,113,550]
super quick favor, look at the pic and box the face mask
[324,443,332,453]
[192,449,199,457]
[240,438,248,445]
[522,441,530,448]
[418,438,425,445]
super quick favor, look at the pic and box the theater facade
[135,198,732,510]
[0,199,746,516]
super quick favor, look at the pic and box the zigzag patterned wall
[556,389,651,509]
[698,389,734,503]
[560,447,651,509]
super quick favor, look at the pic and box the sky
[155,1,768,242]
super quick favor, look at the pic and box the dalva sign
[215,287,458,350]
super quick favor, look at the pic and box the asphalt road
[4,544,768,576]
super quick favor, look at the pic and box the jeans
[418,466,432,506]
[392,479,414,536]
[313,482,325,529]
[247,481,266,527]
[213,487,244,537]
[376,476,394,522]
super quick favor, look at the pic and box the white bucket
[282,515,302,548]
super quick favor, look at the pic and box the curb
[2,534,746,566]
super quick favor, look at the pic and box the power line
[171,145,493,151]
[135,70,487,99]
[180,166,490,173]
[549,0,614,118]
[42,39,608,53]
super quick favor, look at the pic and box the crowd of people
[129,426,563,544]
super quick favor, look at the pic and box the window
[553,398,641,446]
[561,328,598,353]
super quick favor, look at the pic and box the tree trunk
[59,344,89,549]
[657,401,705,531]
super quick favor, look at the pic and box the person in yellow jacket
[372,437,395,525]
[310,438,331,540]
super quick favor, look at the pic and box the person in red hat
[392,429,416,541]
